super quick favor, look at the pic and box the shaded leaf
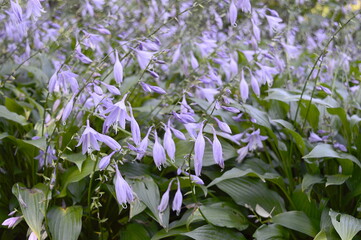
[47,206,82,240]
[272,211,318,237]
[329,209,361,240]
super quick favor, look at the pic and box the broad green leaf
[120,223,150,240]
[303,144,361,168]
[216,177,285,215]
[272,211,318,237]
[329,209,361,240]
[12,183,50,239]
[302,174,324,199]
[188,203,249,231]
[59,159,97,198]
[130,176,169,228]
[243,104,271,129]
[0,105,28,126]
[253,224,289,240]
[0,132,9,140]
[47,206,82,240]
[325,174,350,187]
[151,227,188,240]
[327,108,351,140]
[62,152,87,171]
[23,137,47,151]
[129,198,147,220]
[181,224,246,240]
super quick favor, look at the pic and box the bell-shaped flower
[229,1,237,27]
[98,151,116,170]
[238,0,251,13]
[101,82,120,95]
[26,0,45,20]
[114,165,134,207]
[163,122,176,162]
[11,1,23,23]
[190,52,199,70]
[158,179,174,213]
[242,129,268,151]
[212,127,224,169]
[139,82,166,94]
[61,95,74,123]
[213,117,232,134]
[102,93,129,133]
[240,70,249,102]
[221,106,240,113]
[114,50,123,83]
[75,43,93,64]
[77,120,121,154]
[136,49,154,70]
[194,121,205,176]
[180,95,194,115]
[172,112,195,124]
[128,103,141,145]
[250,72,260,96]
[153,129,167,169]
[2,216,22,228]
[172,45,181,64]
[230,57,238,78]
[136,127,153,160]
[236,146,248,162]
[170,126,186,140]
[172,179,183,216]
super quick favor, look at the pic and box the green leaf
[272,211,318,237]
[325,174,350,187]
[327,108,351,140]
[253,224,289,240]
[129,197,147,220]
[12,183,50,239]
[130,176,169,228]
[181,225,246,240]
[151,227,188,240]
[329,209,361,240]
[119,223,150,240]
[58,159,97,198]
[0,105,29,126]
[194,203,248,231]
[216,177,285,215]
[243,104,271,129]
[47,206,83,240]
[22,137,47,151]
[302,174,324,199]
[62,152,87,171]
[303,144,361,168]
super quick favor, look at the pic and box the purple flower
[11,1,23,22]
[2,216,22,228]
[213,117,232,134]
[170,126,186,140]
[136,49,154,70]
[237,0,251,13]
[61,96,74,123]
[128,104,141,145]
[163,122,176,162]
[158,180,174,213]
[114,50,123,83]
[172,45,181,64]
[172,179,183,216]
[250,72,260,96]
[35,146,57,169]
[309,132,323,143]
[221,106,240,113]
[190,52,199,69]
[136,127,153,160]
[77,120,121,154]
[153,129,167,169]
[114,165,134,207]
[26,0,45,20]
[240,70,249,102]
[236,146,248,162]
[172,112,195,124]
[75,44,93,64]
[48,69,79,94]
[334,142,347,152]
[242,129,267,151]
[98,151,116,170]
[180,95,194,115]
[102,93,129,133]
[194,121,205,176]
[139,82,166,94]
[229,1,237,27]
[101,82,120,95]
[212,127,224,169]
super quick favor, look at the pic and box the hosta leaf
[0,105,29,126]
[325,174,350,187]
[151,227,188,240]
[12,183,50,239]
[253,224,289,240]
[120,223,150,240]
[130,176,169,229]
[216,177,285,215]
[62,152,87,171]
[181,224,246,240]
[303,144,361,168]
[329,209,361,240]
[272,211,318,237]
[47,206,82,240]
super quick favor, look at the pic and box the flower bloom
[128,104,141,145]
[194,121,205,176]
[212,127,224,169]
[2,216,22,228]
[163,122,176,162]
[114,49,123,83]
[240,70,249,102]
[172,179,183,216]
[153,129,167,169]
[158,179,174,213]
[136,127,152,160]
[98,151,116,170]
[114,165,134,207]
[77,120,121,154]
[229,1,237,26]
[102,93,129,133]
[139,82,166,94]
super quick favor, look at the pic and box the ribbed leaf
[0,105,28,126]
[47,206,82,240]
[272,211,318,237]
[329,209,361,240]
[12,183,50,239]
[120,223,150,240]
[253,224,289,240]
[182,225,246,240]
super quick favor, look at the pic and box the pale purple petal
[153,130,167,169]
[194,122,205,176]
[172,179,183,216]
[229,1,237,27]
[114,50,124,83]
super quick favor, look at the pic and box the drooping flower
[101,82,120,95]
[158,179,174,213]
[128,103,141,145]
[114,50,123,83]
[139,82,166,94]
[309,132,323,143]
[102,93,129,133]
[242,129,268,151]
[10,1,23,23]
[75,43,93,64]
[172,111,195,124]
[98,151,116,170]
[237,0,251,13]
[163,121,176,162]
[77,120,121,154]
[194,121,205,176]
[250,71,260,96]
[136,127,153,160]
[212,127,224,169]
[2,216,22,228]
[61,95,75,123]
[240,70,249,102]
[153,129,167,169]
[114,165,134,207]
[170,126,186,140]
[172,179,183,216]
[135,49,154,70]
[190,52,199,69]
[229,1,237,27]
[213,117,232,134]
